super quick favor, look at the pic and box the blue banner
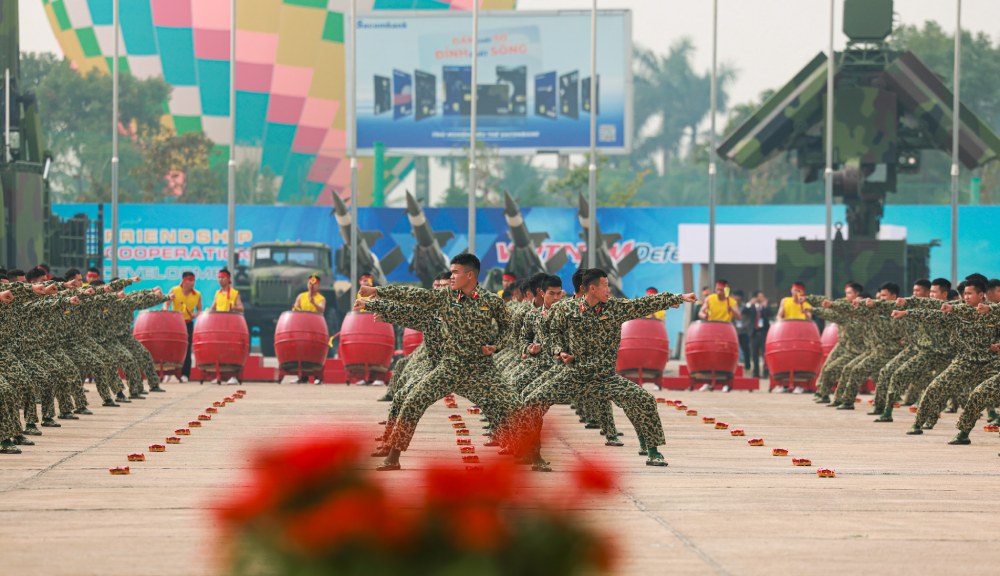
[354,11,632,153]
[52,203,1000,338]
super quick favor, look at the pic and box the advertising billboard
[355,11,632,154]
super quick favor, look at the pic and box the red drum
[402,328,423,356]
[338,312,395,382]
[820,323,839,362]
[133,310,188,375]
[274,311,330,377]
[616,318,670,386]
[684,321,739,383]
[192,312,250,379]
[765,320,824,385]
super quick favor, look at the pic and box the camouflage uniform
[808,296,866,400]
[878,298,956,418]
[494,301,532,374]
[953,305,1000,435]
[112,291,169,392]
[386,354,412,399]
[507,303,555,393]
[907,305,999,431]
[521,292,685,457]
[23,291,82,420]
[0,284,39,427]
[518,297,620,441]
[0,373,21,442]
[369,284,525,454]
[64,291,127,404]
[834,301,905,406]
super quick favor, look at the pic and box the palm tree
[632,39,737,173]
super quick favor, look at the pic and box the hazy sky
[20,0,999,109]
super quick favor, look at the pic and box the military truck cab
[235,242,340,357]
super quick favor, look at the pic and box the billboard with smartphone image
[355,11,632,154]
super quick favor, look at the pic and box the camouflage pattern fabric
[522,292,684,453]
[907,305,999,429]
[367,286,524,453]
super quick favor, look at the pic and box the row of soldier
[356,253,696,472]
[806,275,1000,448]
[0,265,172,454]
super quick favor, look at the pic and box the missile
[502,191,568,279]
[405,190,453,287]
[577,193,638,298]
[330,192,404,285]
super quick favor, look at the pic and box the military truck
[233,242,343,357]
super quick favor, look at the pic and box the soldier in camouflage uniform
[832,283,906,409]
[21,276,84,425]
[508,275,563,394]
[875,278,954,422]
[110,287,170,394]
[64,279,139,406]
[494,282,533,376]
[360,254,526,472]
[0,281,46,435]
[901,279,998,435]
[377,272,451,403]
[807,283,865,403]
[0,286,25,453]
[945,300,1000,444]
[521,268,695,470]
[519,270,622,445]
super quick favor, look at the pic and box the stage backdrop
[52,203,1000,338]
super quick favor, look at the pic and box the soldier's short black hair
[878,282,900,297]
[37,263,50,273]
[966,278,987,294]
[50,276,65,283]
[571,268,588,293]
[26,268,47,282]
[0,268,6,277]
[845,281,863,294]
[65,268,81,279]
[965,273,988,285]
[87,267,100,275]
[7,269,24,281]
[527,272,549,296]
[91,280,105,287]
[859,292,873,299]
[515,279,532,295]
[913,278,931,290]
[451,253,480,274]
[541,274,563,291]
[581,268,608,291]
[931,278,952,291]
[434,271,452,282]
[987,278,1000,291]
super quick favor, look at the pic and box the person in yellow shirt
[293,274,326,314]
[777,282,813,321]
[164,271,203,382]
[644,287,667,320]
[209,268,244,313]
[698,280,742,322]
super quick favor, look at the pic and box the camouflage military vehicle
[775,229,934,296]
[233,242,342,357]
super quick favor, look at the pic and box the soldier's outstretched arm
[613,291,688,323]
[363,299,436,333]
[373,284,442,308]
